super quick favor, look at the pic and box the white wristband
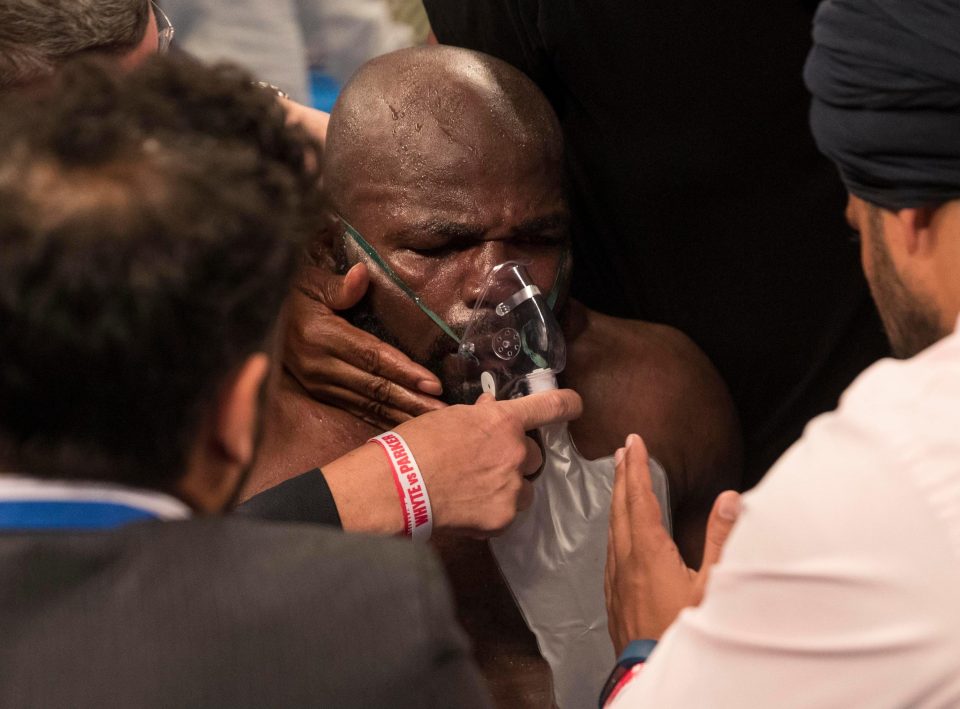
[370,431,433,541]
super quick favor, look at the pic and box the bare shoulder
[241,372,378,501]
[562,301,741,503]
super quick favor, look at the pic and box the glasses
[152,2,175,54]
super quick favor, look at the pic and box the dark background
[424,0,890,486]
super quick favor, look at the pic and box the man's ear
[176,353,271,513]
[305,218,336,267]
[893,205,938,256]
[216,353,271,467]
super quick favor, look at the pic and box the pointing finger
[496,389,583,431]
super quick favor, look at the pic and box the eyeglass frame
[151,1,175,54]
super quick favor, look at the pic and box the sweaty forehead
[325,47,563,210]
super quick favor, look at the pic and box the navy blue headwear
[804,0,960,211]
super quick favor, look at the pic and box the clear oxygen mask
[457,261,565,401]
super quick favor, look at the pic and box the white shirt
[611,319,960,708]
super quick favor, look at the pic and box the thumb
[699,490,741,574]
[337,262,370,309]
[301,263,369,311]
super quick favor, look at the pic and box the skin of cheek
[856,210,876,285]
[849,196,883,292]
[381,253,467,359]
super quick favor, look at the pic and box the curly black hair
[0,54,323,490]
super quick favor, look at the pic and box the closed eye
[408,245,457,257]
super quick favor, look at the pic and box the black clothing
[0,516,490,708]
[424,0,890,485]
[238,467,342,527]
[806,0,960,210]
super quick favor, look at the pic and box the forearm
[238,445,403,534]
[244,391,581,535]
[237,468,342,527]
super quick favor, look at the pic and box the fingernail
[345,263,364,280]
[417,379,443,396]
[717,493,741,522]
[625,433,641,449]
[614,447,625,465]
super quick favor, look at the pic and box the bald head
[324,46,563,213]
[320,47,570,404]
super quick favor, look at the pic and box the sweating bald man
[251,46,740,706]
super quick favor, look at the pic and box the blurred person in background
[384,0,432,44]
[0,0,165,89]
[0,0,332,138]
[161,0,424,107]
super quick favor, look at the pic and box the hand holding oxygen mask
[459,261,672,709]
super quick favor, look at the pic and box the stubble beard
[342,300,481,405]
[866,211,945,359]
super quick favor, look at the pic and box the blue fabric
[617,639,658,665]
[804,0,960,210]
[0,501,158,530]
[309,70,341,113]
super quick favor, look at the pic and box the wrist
[321,442,406,534]
[370,431,433,541]
[599,639,657,707]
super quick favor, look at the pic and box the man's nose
[461,241,512,309]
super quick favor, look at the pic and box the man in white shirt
[601,0,960,705]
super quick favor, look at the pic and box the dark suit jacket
[239,468,342,527]
[0,516,491,708]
